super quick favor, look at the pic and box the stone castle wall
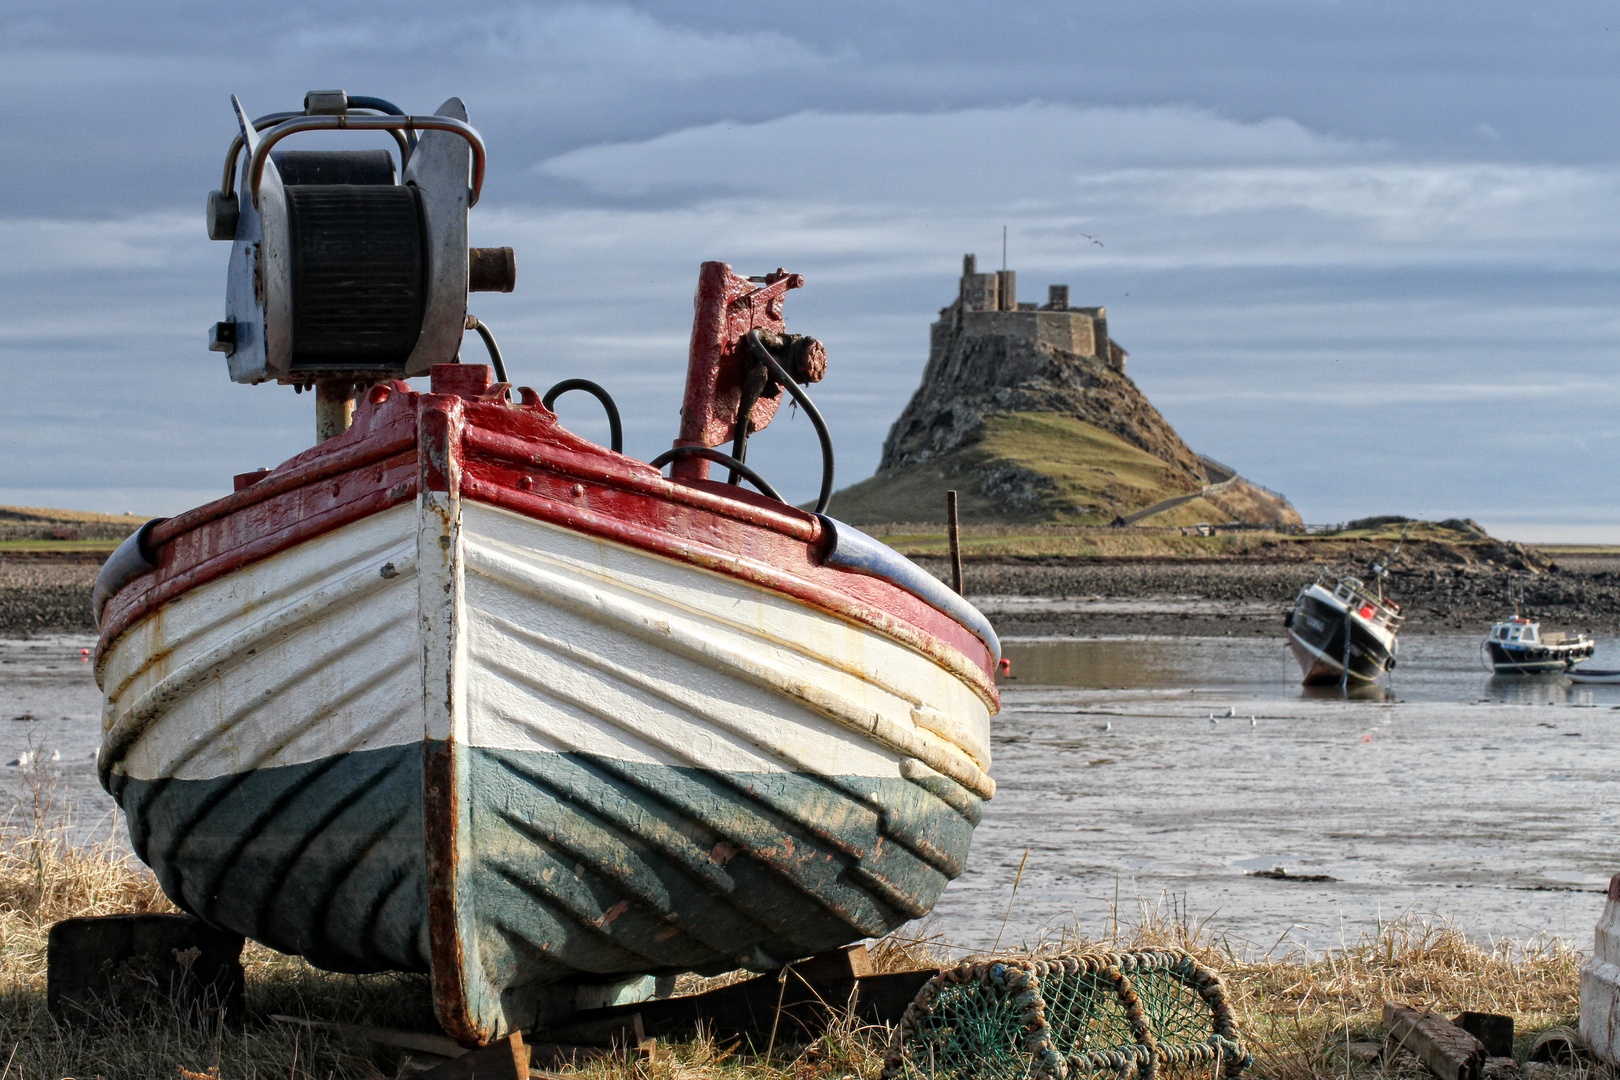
[937,254,1123,374]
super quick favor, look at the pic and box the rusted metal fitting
[753,331,826,385]
[469,247,516,293]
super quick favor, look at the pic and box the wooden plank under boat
[93,358,999,1041]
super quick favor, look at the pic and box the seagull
[1208,714,1219,724]
[1097,721,1112,731]
[9,752,29,768]
[1225,706,1236,718]
[1250,717,1257,726]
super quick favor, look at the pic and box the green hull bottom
[111,741,981,1016]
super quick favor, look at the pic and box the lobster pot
[882,950,1250,1080]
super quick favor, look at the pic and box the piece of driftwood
[1453,1012,1514,1058]
[271,1013,612,1076]
[414,1033,529,1080]
[1384,1002,1487,1080]
[541,945,937,1046]
[270,1014,467,1058]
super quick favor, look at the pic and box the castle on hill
[825,253,1299,528]
[938,254,1127,375]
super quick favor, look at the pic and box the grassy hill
[830,412,1287,527]
[0,505,148,552]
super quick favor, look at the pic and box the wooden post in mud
[947,490,963,595]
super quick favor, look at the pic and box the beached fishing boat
[1284,573,1402,685]
[92,92,998,1042]
[1483,615,1594,674]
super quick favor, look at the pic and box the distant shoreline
[9,547,1620,641]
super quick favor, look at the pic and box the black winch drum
[274,146,426,371]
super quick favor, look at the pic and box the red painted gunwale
[96,377,999,707]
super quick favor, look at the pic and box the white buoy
[1581,873,1620,1063]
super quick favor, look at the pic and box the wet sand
[930,675,1619,954]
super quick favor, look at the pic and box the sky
[4,2,1620,540]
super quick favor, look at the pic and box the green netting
[881,949,1251,1080]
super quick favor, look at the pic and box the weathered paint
[674,263,802,481]
[97,364,998,1042]
[105,745,974,1014]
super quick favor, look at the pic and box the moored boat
[1567,666,1620,684]
[93,92,998,1042]
[1483,615,1594,674]
[1284,573,1402,685]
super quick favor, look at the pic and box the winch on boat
[91,91,999,1043]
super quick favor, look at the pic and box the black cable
[648,446,785,504]
[746,331,835,515]
[345,96,418,154]
[543,379,623,454]
[464,316,508,384]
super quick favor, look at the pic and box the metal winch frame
[205,90,514,435]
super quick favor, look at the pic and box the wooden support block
[414,1032,529,1080]
[538,952,938,1047]
[47,913,245,1023]
[1384,1002,1487,1080]
[1453,1012,1514,1058]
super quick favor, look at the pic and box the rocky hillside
[829,265,1299,527]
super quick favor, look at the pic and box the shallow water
[4,631,1614,956]
[925,632,1620,954]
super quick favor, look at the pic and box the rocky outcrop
[839,259,1299,526]
[881,330,1207,487]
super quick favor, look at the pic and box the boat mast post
[315,379,359,442]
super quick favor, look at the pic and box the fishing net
[881,949,1250,1080]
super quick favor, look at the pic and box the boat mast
[1369,521,1414,604]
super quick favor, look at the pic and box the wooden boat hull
[96,374,997,1040]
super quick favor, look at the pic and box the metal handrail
[248,114,486,208]
[220,111,411,197]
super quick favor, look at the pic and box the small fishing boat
[1481,579,1593,675]
[1567,666,1620,684]
[93,92,998,1042]
[1483,616,1594,675]
[1284,573,1402,685]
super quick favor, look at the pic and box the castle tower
[945,254,1123,373]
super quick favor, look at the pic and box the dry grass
[0,798,1588,1079]
[1083,896,1583,1079]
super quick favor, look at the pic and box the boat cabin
[1491,618,1539,644]
[1326,575,1402,632]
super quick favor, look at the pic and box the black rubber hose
[648,446,785,504]
[465,316,508,384]
[746,331,834,515]
[346,96,418,154]
[543,379,623,454]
